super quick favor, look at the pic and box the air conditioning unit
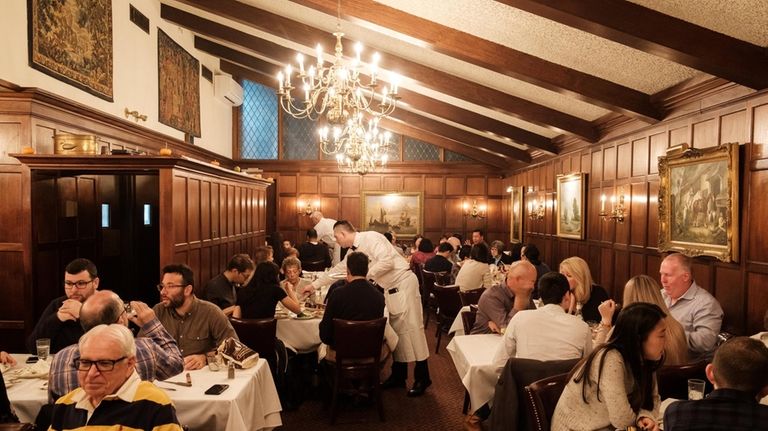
[214,74,243,107]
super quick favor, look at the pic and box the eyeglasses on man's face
[156,283,187,292]
[64,280,94,290]
[74,356,127,372]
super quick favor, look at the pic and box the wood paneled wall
[168,168,268,295]
[0,83,270,350]
[259,166,510,248]
[507,90,768,335]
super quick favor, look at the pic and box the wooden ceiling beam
[289,0,662,122]
[495,0,768,90]
[201,41,531,166]
[162,1,599,142]
[195,34,557,155]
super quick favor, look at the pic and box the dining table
[446,333,504,411]
[5,353,282,431]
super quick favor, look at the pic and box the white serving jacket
[312,230,429,362]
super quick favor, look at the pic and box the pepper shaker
[227,362,235,379]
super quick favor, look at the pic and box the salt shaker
[227,362,235,379]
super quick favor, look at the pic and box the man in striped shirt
[49,324,183,431]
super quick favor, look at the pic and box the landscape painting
[362,192,422,236]
[556,173,585,239]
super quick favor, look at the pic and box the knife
[163,372,192,387]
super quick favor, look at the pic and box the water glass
[687,378,705,400]
[36,338,51,361]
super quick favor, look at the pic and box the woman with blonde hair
[597,275,688,365]
[559,256,610,322]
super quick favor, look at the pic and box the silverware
[163,380,192,387]
[157,386,177,391]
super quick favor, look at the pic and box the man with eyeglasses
[26,258,100,354]
[203,253,254,315]
[49,290,184,400]
[49,324,183,431]
[144,263,236,370]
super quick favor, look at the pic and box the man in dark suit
[424,242,455,273]
[663,336,768,431]
[319,251,385,350]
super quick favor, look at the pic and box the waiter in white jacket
[310,211,342,265]
[304,220,431,396]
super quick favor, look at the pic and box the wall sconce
[463,200,486,219]
[527,197,545,220]
[297,199,319,216]
[600,192,627,223]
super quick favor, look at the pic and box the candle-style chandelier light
[320,112,392,175]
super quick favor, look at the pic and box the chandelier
[319,112,392,175]
[276,24,399,126]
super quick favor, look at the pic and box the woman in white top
[454,242,494,292]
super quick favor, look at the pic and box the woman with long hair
[551,302,665,431]
[234,261,302,318]
[559,256,610,322]
[596,275,688,365]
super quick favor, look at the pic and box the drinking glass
[687,378,705,400]
[36,338,51,361]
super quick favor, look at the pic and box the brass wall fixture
[600,190,627,223]
[463,200,486,219]
[297,199,319,215]
[124,108,147,122]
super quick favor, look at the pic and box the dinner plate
[293,313,317,320]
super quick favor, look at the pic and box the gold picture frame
[361,192,423,236]
[509,186,524,243]
[556,173,586,239]
[658,143,739,262]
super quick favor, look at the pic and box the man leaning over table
[310,211,341,265]
[50,290,183,399]
[304,221,432,397]
[143,263,237,370]
[470,260,537,334]
[660,253,723,361]
[26,258,100,354]
[49,324,183,431]
[664,337,768,431]
[203,253,254,315]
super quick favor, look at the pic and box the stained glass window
[404,137,440,161]
[445,150,473,162]
[239,80,278,160]
[283,116,318,160]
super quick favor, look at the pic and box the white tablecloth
[446,334,504,411]
[6,354,282,431]
[276,316,322,353]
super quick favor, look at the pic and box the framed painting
[158,30,201,137]
[28,0,113,101]
[556,173,585,239]
[658,143,739,262]
[509,186,524,243]
[361,192,423,236]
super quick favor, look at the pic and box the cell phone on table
[204,384,229,395]
[26,356,39,364]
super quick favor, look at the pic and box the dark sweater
[319,279,385,347]
[236,282,287,319]
[580,284,610,323]
[424,254,454,273]
[26,295,84,354]
[298,241,332,269]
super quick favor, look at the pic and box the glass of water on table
[36,338,51,361]
[687,378,705,400]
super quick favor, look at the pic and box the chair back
[524,372,570,431]
[460,308,477,334]
[434,284,462,322]
[657,361,707,400]
[302,259,328,272]
[459,288,485,306]
[229,317,277,361]
[333,317,387,362]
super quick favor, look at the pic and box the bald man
[471,261,537,334]
[310,211,341,264]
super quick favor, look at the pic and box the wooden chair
[657,361,707,400]
[459,287,485,306]
[421,269,449,328]
[229,317,278,372]
[433,284,462,353]
[301,258,328,272]
[524,372,570,431]
[460,307,477,335]
[330,317,388,424]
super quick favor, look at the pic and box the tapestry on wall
[28,0,114,101]
[158,30,201,137]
